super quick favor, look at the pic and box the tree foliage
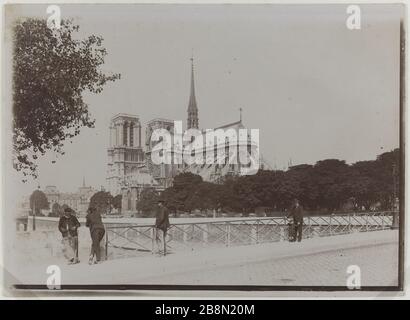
[89,191,113,215]
[13,18,120,180]
[112,194,122,211]
[50,202,63,217]
[136,187,159,217]
[161,149,400,214]
[29,189,49,215]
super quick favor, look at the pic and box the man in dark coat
[58,208,81,264]
[86,207,105,264]
[154,200,170,255]
[289,199,304,242]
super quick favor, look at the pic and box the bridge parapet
[104,211,397,260]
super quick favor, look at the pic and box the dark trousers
[90,228,105,261]
[294,221,303,242]
[154,228,167,255]
[70,236,79,258]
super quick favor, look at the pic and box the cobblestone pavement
[140,242,399,287]
[8,230,399,289]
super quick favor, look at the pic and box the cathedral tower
[106,114,144,195]
[187,57,199,129]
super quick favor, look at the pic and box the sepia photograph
[1,2,405,296]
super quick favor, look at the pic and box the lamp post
[32,198,36,231]
[32,185,42,231]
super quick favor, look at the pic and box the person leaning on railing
[86,206,106,265]
[154,199,170,255]
[288,198,304,242]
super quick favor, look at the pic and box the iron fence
[104,211,396,260]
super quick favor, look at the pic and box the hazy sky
[6,4,402,195]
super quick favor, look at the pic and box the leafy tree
[13,18,120,180]
[233,175,262,214]
[169,173,203,212]
[50,202,62,217]
[89,191,113,215]
[213,176,240,212]
[310,159,351,211]
[29,189,49,216]
[183,182,219,214]
[136,187,159,216]
[348,175,378,210]
[285,165,318,210]
[159,149,400,215]
[349,149,399,210]
[375,149,400,209]
[173,172,203,191]
[161,186,182,214]
[112,194,122,212]
[196,182,220,212]
[184,189,202,214]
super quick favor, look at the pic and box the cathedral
[106,58,260,214]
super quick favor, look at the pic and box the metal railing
[104,211,397,260]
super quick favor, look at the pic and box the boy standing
[58,208,81,264]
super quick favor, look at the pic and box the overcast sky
[6,4,402,195]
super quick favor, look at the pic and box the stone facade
[106,114,145,196]
[107,58,260,214]
[43,180,96,216]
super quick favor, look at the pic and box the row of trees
[29,149,399,217]
[89,191,122,214]
[49,203,80,217]
[137,149,400,215]
[29,190,122,216]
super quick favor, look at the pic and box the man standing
[86,207,106,265]
[154,199,170,256]
[58,208,81,264]
[289,199,304,242]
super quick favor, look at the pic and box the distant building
[120,167,160,213]
[107,57,260,214]
[145,118,178,189]
[44,185,59,207]
[180,120,256,183]
[106,114,144,195]
[43,178,96,216]
[16,195,30,218]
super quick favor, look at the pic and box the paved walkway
[143,242,397,287]
[7,230,399,288]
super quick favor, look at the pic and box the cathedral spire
[187,55,199,129]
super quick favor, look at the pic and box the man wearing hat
[154,199,170,255]
[58,207,81,264]
[289,198,304,242]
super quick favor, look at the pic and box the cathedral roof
[214,120,244,130]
